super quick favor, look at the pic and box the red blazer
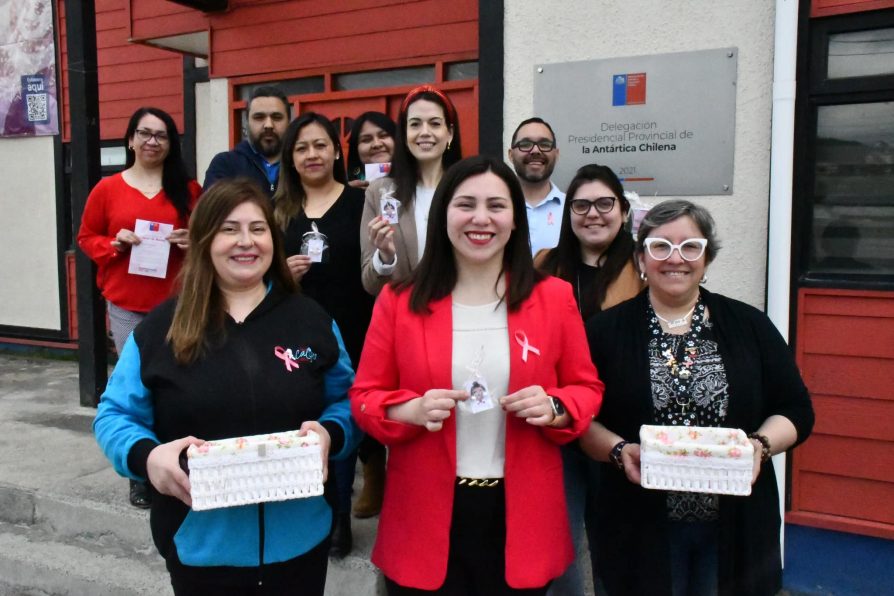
[350,276,604,589]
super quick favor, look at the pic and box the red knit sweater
[77,173,201,313]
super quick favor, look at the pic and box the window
[828,28,894,79]
[333,66,435,91]
[809,102,894,275]
[797,10,894,286]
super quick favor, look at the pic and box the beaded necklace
[649,298,708,417]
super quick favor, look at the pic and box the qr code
[26,93,49,123]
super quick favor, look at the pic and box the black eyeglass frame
[511,139,556,153]
[134,128,170,144]
[569,196,617,215]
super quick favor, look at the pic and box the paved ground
[4,351,879,596]
[0,352,381,595]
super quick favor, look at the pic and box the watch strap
[609,440,629,470]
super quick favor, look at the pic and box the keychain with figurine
[300,222,329,263]
[379,188,400,225]
[459,346,495,414]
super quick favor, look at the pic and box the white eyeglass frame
[643,237,708,261]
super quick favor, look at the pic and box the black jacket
[203,140,277,198]
[585,289,814,596]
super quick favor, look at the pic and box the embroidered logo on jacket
[274,345,318,372]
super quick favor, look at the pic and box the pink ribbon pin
[274,346,299,372]
[514,331,541,362]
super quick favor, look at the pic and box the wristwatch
[549,396,566,419]
[609,440,630,470]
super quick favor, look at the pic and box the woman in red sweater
[78,106,201,508]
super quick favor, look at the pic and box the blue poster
[21,75,50,124]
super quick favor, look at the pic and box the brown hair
[538,164,633,318]
[389,85,463,212]
[273,112,346,230]
[167,179,297,364]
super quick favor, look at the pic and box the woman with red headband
[360,85,463,295]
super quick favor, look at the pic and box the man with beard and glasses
[509,117,564,255]
[203,86,290,198]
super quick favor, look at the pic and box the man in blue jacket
[203,86,290,198]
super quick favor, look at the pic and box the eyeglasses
[512,139,555,153]
[570,197,616,215]
[643,238,708,261]
[134,129,169,144]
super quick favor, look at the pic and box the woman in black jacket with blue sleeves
[94,180,360,595]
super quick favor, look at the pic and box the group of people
[83,83,814,596]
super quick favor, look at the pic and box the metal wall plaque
[533,48,737,195]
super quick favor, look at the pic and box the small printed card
[365,162,391,182]
[128,219,173,279]
[380,198,400,225]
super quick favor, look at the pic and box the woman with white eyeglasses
[580,200,814,596]
[534,164,643,596]
[78,107,201,509]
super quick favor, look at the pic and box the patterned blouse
[647,297,731,521]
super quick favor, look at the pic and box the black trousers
[169,537,329,596]
[385,482,550,596]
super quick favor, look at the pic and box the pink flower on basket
[729,447,742,458]
[694,448,712,458]
[277,437,292,447]
[235,437,248,450]
[197,443,210,454]
[656,431,671,444]
[689,430,700,440]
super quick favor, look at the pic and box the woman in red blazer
[350,156,603,595]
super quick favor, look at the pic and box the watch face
[551,397,566,417]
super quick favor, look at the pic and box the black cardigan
[585,289,814,596]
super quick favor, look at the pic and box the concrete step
[0,482,383,596]
[0,354,384,595]
[0,520,169,596]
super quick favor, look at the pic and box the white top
[372,185,436,274]
[414,185,435,261]
[452,299,509,478]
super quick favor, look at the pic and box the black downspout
[182,56,209,181]
[478,0,504,159]
[64,0,107,406]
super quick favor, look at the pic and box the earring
[128,146,133,150]
[446,141,451,151]
[640,271,647,282]
[700,273,708,284]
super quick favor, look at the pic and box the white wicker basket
[187,430,324,511]
[639,425,754,496]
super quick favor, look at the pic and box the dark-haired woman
[580,200,813,596]
[360,85,463,296]
[274,112,374,558]
[345,110,398,518]
[535,164,643,596]
[94,179,359,595]
[78,106,201,509]
[347,111,396,189]
[351,156,603,594]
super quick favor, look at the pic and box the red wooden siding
[789,288,894,540]
[57,0,186,142]
[812,0,894,17]
[127,0,208,40]
[128,0,478,79]
[285,81,478,162]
